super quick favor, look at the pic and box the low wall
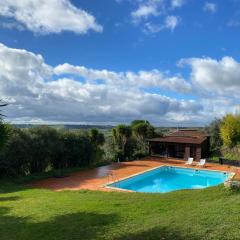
[207,158,240,167]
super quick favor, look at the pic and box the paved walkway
[31,157,240,191]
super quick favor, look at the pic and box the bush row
[0,126,104,177]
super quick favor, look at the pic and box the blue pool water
[107,166,232,193]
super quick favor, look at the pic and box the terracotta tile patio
[31,157,240,192]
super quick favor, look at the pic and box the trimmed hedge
[0,126,104,177]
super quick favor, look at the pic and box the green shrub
[205,118,222,151]
[0,126,105,177]
[220,114,240,147]
[109,120,156,162]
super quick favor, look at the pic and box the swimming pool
[107,166,233,193]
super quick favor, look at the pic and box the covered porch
[149,141,201,160]
[148,129,210,161]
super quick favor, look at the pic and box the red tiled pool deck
[31,157,240,192]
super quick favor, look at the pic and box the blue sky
[0,0,240,126]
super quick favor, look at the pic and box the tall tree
[131,120,155,153]
[89,128,105,146]
[205,118,223,150]
[131,120,150,127]
[112,124,132,160]
[0,100,8,150]
[0,100,7,119]
[220,114,240,147]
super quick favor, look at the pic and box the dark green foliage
[0,122,10,151]
[205,118,223,151]
[110,120,156,161]
[111,124,134,161]
[28,127,60,173]
[89,128,105,164]
[130,119,150,127]
[90,128,105,146]
[0,100,7,119]
[131,120,155,155]
[0,128,31,176]
[0,100,8,151]
[0,126,104,177]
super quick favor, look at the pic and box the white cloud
[0,43,201,125]
[132,4,159,20]
[2,43,239,126]
[0,44,240,126]
[180,56,240,95]
[144,22,163,33]
[131,0,164,22]
[203,2,217,13]
[171,0,185,8]
[164,15,180,31]
[0,0,103,34]
[131,0,182,33]
[54,63,191,93]
[143,15,180,33]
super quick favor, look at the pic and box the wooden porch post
[196,145,201,161]
[166,143,169,158]
[184,144,190,160]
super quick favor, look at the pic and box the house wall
[184,144,190,160]
[149,139,210,161]
[196,145,201,161]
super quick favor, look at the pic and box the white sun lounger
[185,157,194,165]
[197,159,206,167]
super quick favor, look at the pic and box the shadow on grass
[0,180,28,194]
[0,206,118,240]
[0,196,21,202]
[115,226,199,240]
[0,205,201,240]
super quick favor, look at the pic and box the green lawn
[0,180,240,240]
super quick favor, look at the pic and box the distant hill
[13,124,204,131]
[13,124,114,130]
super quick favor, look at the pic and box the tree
[28,126,60,173]
[0,128,31,176]
[131,120,150,127]
[112,124,132,160]
[89,128,105,146]
[220,114,240,147]
[205,118,223,150]
[0,100,8,151]
[131,120,155,154]
[89,128,105,163]
[0,127,105,177]
[0,100,7,119]
[0,123,10,151]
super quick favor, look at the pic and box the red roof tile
[148,129,208,144]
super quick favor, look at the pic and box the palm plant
[0,99,7,119]
[0,99,8,150]
[112,124,132,160]
[131,120,155,153]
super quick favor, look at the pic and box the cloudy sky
[0,0,240,126]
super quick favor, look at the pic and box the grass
[1,179,240,240]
